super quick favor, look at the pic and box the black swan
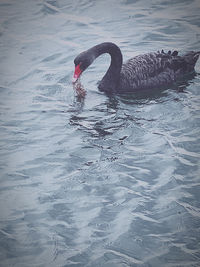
[73,42,199,93]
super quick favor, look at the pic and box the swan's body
[73,42,199,93]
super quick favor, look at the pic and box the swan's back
[119,50,199,92]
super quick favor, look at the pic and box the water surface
[0,0,200,266]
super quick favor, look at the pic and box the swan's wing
[121,51,177,79]
[120,50,200,91]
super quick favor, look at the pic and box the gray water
[0,0,200,266]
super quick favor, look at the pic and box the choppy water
[0,0,200,266]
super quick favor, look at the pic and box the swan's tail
[181,51,200,73]
[194,51,200,63]
[184,51,200,63]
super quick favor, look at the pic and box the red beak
[73,64,82,81]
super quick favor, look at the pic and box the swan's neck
[92,42,123,92]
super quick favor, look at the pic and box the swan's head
[73,50,95,82]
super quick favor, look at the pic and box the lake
[0,0,200,266]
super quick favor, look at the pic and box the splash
[72,78,86,98]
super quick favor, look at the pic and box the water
[0,0,200,266]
